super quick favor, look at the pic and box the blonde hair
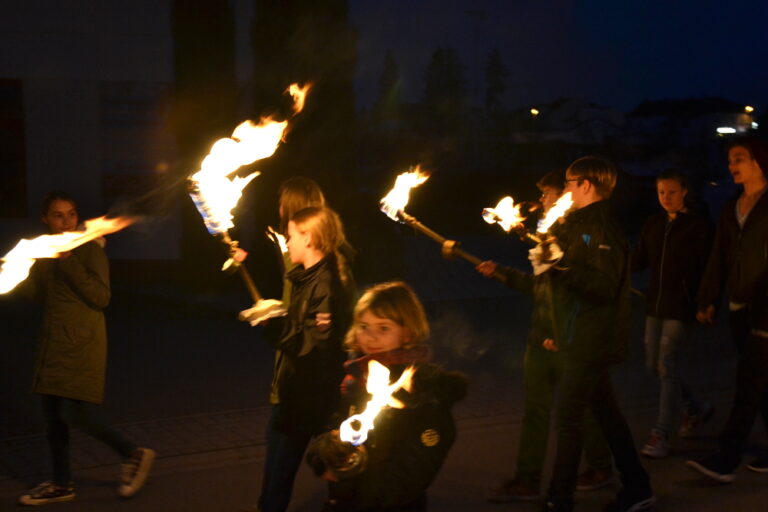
[345,281,429,352]
[291,206,350,285]
[279,177,326,233]
[566,156,617,199]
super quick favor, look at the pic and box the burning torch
[188,84,310,324]
[0,216,135,294]
[307,360,414,480]
[482,192,573,264]
[380,167,507,282]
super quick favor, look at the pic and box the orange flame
[189,83,310,235]
[482,196,526,232]
[537,192,573,234]
[288,83,311,114]
[0,216,134,294]
[339,360,415,446]
[380,166,429,221]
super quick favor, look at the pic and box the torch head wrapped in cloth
[306,430,368,481]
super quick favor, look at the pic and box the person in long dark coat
[17,191,154,507]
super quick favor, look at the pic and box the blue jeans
[258,405,313,512]
[644,316,701,436]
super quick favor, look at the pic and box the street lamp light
[530,108,540,117]
[745,105,755,113]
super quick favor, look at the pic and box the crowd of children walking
[11,137,768,512]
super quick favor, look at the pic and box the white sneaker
[641,432,670,458]
[119,447,156,498]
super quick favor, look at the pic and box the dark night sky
[350,0,768,111]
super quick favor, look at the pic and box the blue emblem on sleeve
[581,233,591,246]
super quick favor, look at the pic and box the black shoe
[686,455,736,483]
[603,487,656,512]
[18,481,75,506]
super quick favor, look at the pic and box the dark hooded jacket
[263,252,354,436]
[697,190,768,331]
[31,240,110,403]
[318,348,468,512]
[547,200,631,365]
[632,210,712,321]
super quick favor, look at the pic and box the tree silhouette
[374,50,401,122]
[484,48,507,114]
[422,48,466,134]
[250,0,357,185]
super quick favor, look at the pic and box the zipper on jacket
[655,219,673,316]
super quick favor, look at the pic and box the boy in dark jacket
[478,170,613,501]
[632,170,713,458]
[687,138,768,481]
[534,158,653,512]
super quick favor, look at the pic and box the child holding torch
[18,192,154,506]
[531,158,654,512]
[256,206,355,512]
[305,281,468,512]
[478,170,614,502]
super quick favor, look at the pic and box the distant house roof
[630,97,743,118]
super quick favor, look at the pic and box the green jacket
[547,201,631,365]
[32,240,110,403]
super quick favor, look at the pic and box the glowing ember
[380,166,429,221]
[0,216,134,294]
[482,196,525,232]
[339,360,415,446]
[189,83,310,235]
[537,192,573,234]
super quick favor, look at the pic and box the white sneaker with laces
[119,447,156,498]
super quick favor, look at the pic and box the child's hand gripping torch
[188,184,286,325]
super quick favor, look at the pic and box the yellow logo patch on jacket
[421,429,440,447]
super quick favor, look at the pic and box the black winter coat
[264,253,353,436]
[325,357,467,512]
[698,191,768,331]
[631,210,712,321]
[547,201,631,365]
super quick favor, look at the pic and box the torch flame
[288,83,311,114]
[0,216,134,294]
[189,83,310,236]
[339,360,415,446]
[379,166,429,221]
[536,192,573,234]
[482,196,526,232]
